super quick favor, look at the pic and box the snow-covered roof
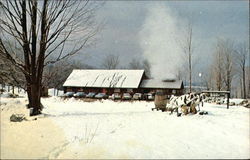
[140,79,183,89]
[63,69,145,88]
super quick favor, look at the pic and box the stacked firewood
[166,93,206,116]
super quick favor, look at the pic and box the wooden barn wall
[64,87,183,96]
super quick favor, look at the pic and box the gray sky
[74,1,249,78]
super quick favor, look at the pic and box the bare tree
[102,54,120,69]
[180,22,194,93]
[221,39,235,92]
[0,0,100,115]
[234,42,248,98]
[247,66,250,98]
[129,58,142,69]
[211,39,224,91]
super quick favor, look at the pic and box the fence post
[227,93,230,109]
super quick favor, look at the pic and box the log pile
[164,93,206,116]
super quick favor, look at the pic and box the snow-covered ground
[229,98,246,105]
[48,88,64,97]
[1,96,249,159]
[0,85,26,97]
[42,97,249,159]
[0,86,64,97]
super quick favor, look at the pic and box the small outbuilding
[140,79,184,96]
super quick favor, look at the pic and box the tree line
[205,39,249,99]
[101,54,151,78]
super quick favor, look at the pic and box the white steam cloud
[139,4,183,80]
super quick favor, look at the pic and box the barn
[63,69,184,95]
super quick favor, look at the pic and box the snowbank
[229,98,247,105]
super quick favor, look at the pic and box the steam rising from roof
[139,3,184,80]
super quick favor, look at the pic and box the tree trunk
[242,68,246,99]
[249,51,250,98]
[28,83,42,116]
[235,89,238,98]
[240,79,243,98]
[217,72,222,91]
[12,85,14,94]
[188,39,192,93]
[189,59,192,93]
[226,70,231,92]
[26,83,32,108]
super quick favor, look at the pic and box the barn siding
[64,86,183,96]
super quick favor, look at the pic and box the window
[172,90,176,94]
[127,89,133,92]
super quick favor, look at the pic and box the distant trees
[199,68,213,91]
[43,59,94,95]
[128,59,151,78]
[212,39,235,92]
[0,42,25,92]
[209,38,249,98]
[102,54,120,69]
[0,53,22,92]
[202,38,250,99]
[101,56,151,78]
[0,57,25,93]
[234,41,249,98]
[43,61,70,92]
[129,59,142,69]
[0,0,100,115]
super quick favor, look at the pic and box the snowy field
[1,95,250,159]
[43,97,249,159]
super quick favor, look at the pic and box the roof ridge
[73,69,145,71]
[63,69,145,88]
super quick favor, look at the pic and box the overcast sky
[73,1,249,78]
